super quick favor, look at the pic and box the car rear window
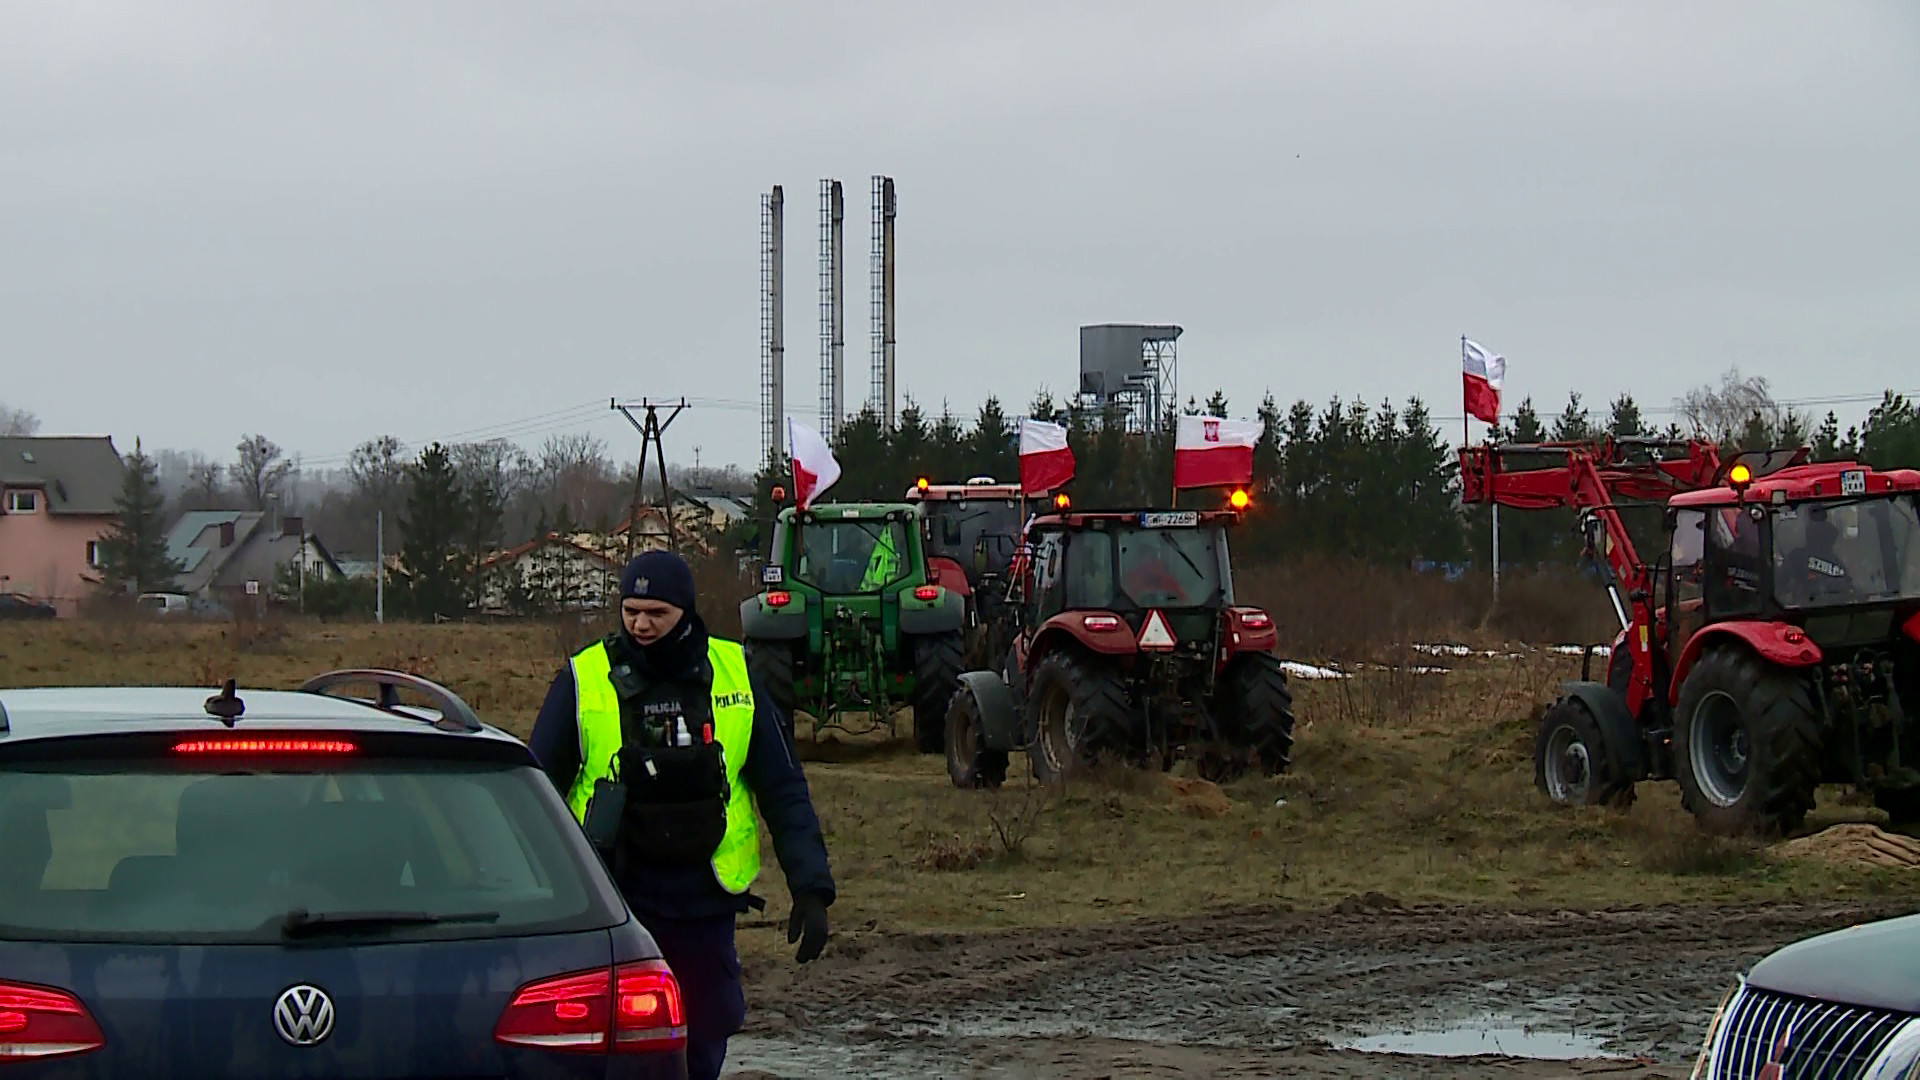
[0,757,618,944]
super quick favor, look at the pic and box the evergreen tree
[400,443,470,620]
[1552,392,1594,442]
[969,396,1018,483]
[1860,392,1920,469]
[1203,390,1229,418]
[1607,394,1647,438]
[93,438,185,595]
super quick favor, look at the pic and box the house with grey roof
[162,511,344,602]
[0,436,126,616]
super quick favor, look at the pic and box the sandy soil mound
[1775,823,1920,869]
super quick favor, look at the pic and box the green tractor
[740,502,968,752]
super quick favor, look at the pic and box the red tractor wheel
[1673,645,1823,836]
[1533,697,1635,809]
[1211,653,1296,777]
[1023,651,1130,784]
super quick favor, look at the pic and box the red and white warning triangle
[1137,609,1177,651]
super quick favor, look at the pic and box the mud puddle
[736,899,1908,1079]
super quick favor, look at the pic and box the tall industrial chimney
[870,175,896,428]
[760,186,784,466]
[819,179,844,440]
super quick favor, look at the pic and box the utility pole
[612,398,688,560]
[375,509,385,624]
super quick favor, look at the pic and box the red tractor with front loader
[1460,437,1920,835]
[940,503,1296,788]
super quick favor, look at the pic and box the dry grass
[6,617,1917,973]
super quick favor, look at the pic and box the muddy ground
[723,897,1916,1078]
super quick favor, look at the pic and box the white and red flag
[786,417,841,509]
[1462,338,1506,425]
[1018,418,1076,495]
[1172,415,1258,490]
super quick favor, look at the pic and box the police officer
[530,550,834,1080]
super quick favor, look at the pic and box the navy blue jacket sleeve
[528,668,581,798]
[741,674,837,907]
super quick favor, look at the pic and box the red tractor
[940,505,1295,788]
[903,477,1026,675]
[1461,437,1920,834]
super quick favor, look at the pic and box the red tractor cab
[905,477,1028,671]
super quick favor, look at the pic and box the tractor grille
[1708,986,1908,1079]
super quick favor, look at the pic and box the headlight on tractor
[1690,982,1741,1080]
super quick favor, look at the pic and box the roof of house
[476,534,626,574]
[163,510,267,591]
[0,436,125,515]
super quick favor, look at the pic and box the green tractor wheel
[744,638,799,741]
[911,632,966,755]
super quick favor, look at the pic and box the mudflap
[956,670,1022,752]
[1557,680,1650,782]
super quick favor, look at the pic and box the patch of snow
[1413,643,1474,657]
[1279,661,1349,681]
[1550,644,1612,657]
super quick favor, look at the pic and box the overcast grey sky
[5,0,1918,471]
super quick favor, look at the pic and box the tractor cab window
[1772,496,1920,608]
[1670,509,1706,610]
[1032,532,1066,619]
[794,519,910,594]
[1114,526,1226,610]
[925,500,1022,576]
[1704,505,1764,617]
[1062,532,1117,610]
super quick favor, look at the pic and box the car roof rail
[297,669,484,733]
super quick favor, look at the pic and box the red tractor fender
[1027,613,1139,675]
[1668,620,1824,705]
[1904,609,1920,645]
[926,556,973,597]
[1218,606,1278,668]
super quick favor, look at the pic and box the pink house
[0,437,126,617]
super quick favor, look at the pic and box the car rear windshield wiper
[279,908,502,938]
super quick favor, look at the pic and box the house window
[5,490,39,513]
[86,541,103,567]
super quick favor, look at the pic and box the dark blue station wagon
[0,671,688,1079]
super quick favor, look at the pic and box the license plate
[1140,511,1199,528]
[761,566,785,585]
[1841,469,1866,495]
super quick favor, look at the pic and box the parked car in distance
[0,593,57,620]
[1690,910,1920,1078]
[135,592,190,615]
[0,670,688,1079]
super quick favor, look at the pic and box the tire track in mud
[742,898,1916,1069]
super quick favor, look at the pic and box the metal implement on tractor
[942,503,1296,789]
[741,501,967,750]
[1460,436,1920,835]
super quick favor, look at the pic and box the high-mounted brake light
[766,591,792,608]
[0,980,106,1060]
[912,585,940,601]
[495,962,685,1055]
[173,738,358,755]
[1083,615,1123,632]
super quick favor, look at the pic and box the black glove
[787,891,829,964]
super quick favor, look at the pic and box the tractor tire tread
[912,632,967,755]
[1674,645,1822,836]
[744,637,797,740]
[1025,650,1131,784]
[1218,653,1297,776]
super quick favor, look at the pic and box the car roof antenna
[204,679,245,727]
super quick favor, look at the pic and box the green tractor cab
[741,502,967,751]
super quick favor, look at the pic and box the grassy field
[5,617,1916,967]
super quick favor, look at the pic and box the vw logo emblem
[273,984,335,1047]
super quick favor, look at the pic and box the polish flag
[787,417,841,509]
[1463,339,1506,425]
[1173,415,1258,490]
[1018,418,1076,495]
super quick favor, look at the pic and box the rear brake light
[173,738,358,755]
[913,585,940,601]
[1238,610,1272,629]
[0,981,105,1060]
[1083,615,1123,632]
[766,591,792,608]
[614,962,686,1051]
[495,962,685,1055]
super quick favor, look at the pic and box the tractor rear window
[926,501,1022,574]
[0,759,614,944]
[795,520,911,593]
[1115,527,1226,609]
[1772,496,1920,607]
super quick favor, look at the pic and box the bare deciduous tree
[0,401,41,436]
[233,434,293,510]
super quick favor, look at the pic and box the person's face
[621,598,684,645]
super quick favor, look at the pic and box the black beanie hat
[619,550,697,613]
